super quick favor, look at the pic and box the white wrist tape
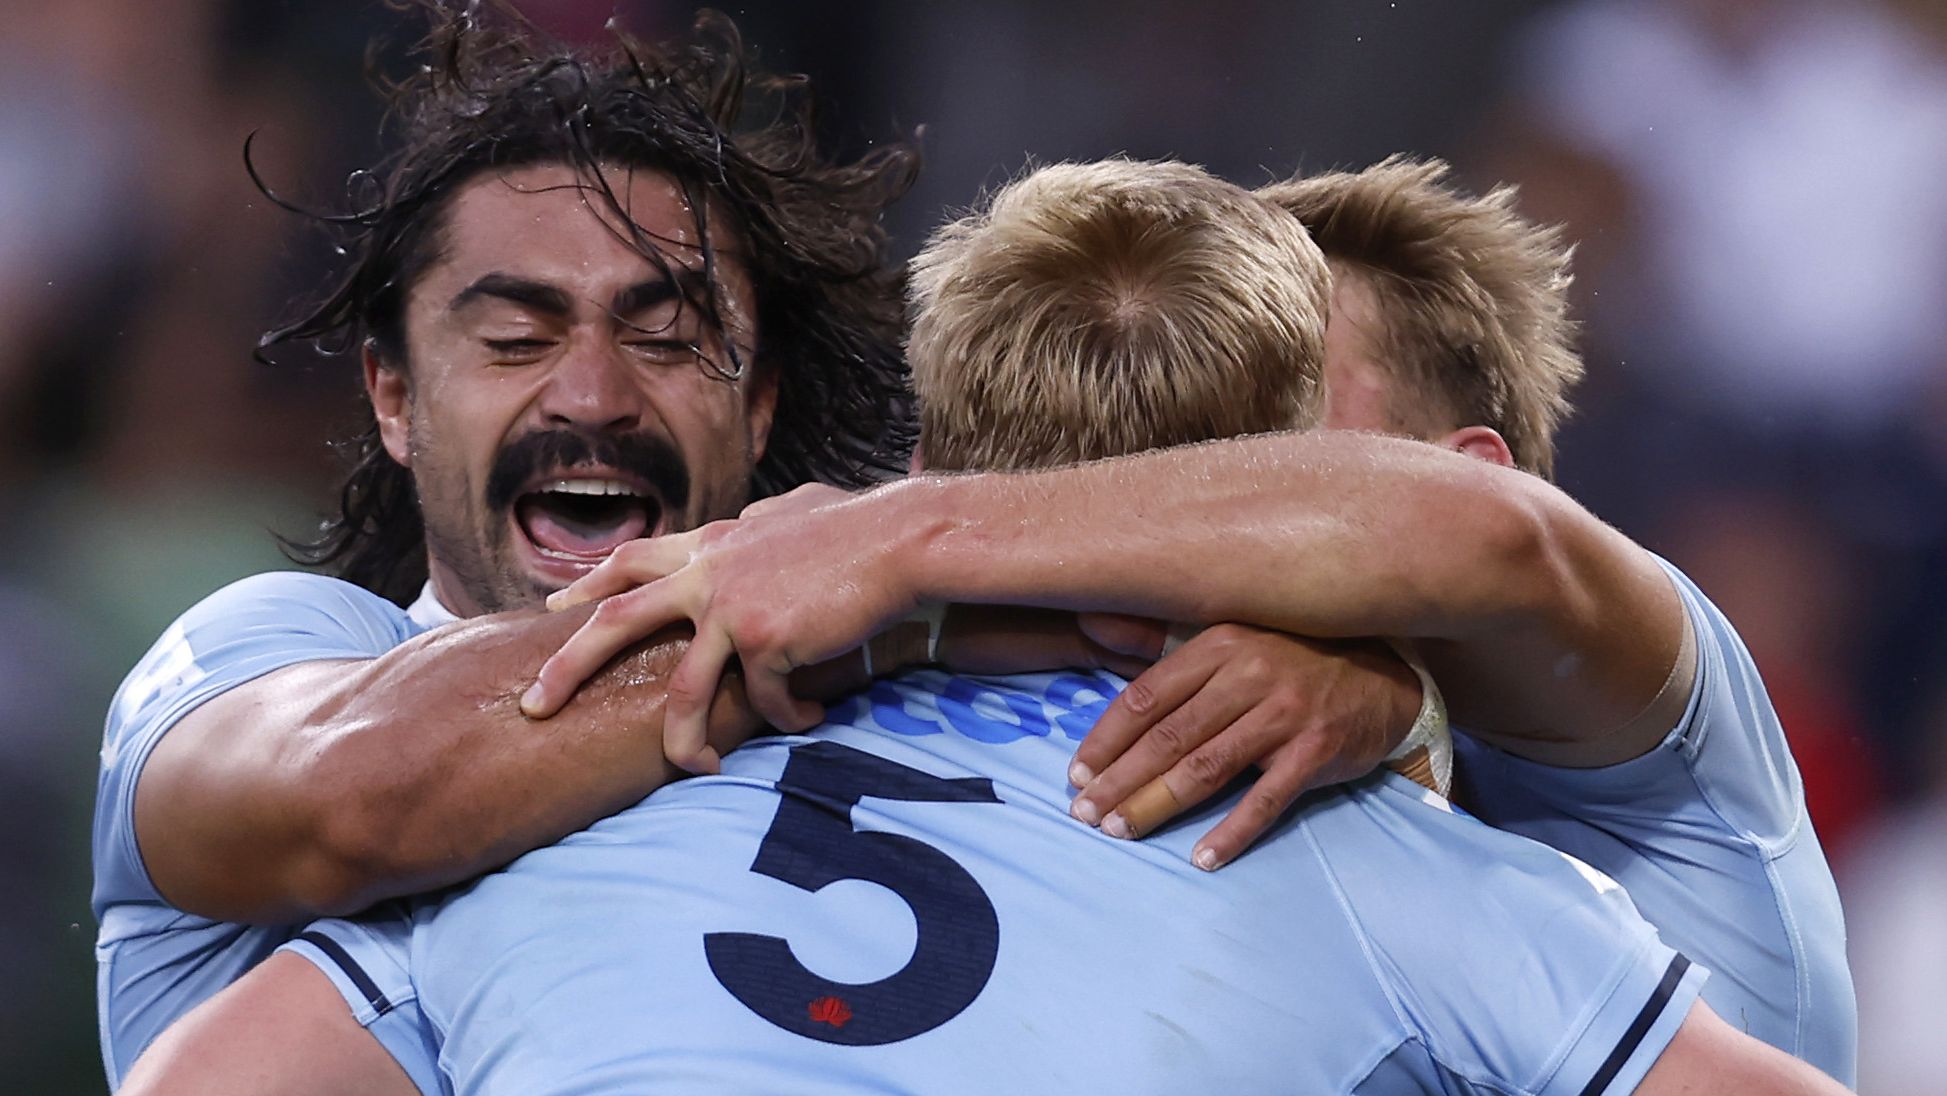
[861,603,949,677]
[1384,640,1453,796]
[913,602,947,664]
[1159,622,1202,657]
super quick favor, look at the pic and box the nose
[535,335,645,433]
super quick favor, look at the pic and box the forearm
[875,431,1683,751]
[140,606,758,922]
[885,432,1557,639]
[319,607,753,906]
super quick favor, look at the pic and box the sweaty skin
[528,429,1690,775]
[129,163,782,924]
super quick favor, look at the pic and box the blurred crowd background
[4,0,1943,1090]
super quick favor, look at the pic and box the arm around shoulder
[130,576,756,923]
[882,433,1695,767]
[1414,465,1697,768]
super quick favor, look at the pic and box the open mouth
[513,477,662,562]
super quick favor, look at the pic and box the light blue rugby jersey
[91,572,440,1087]
[290,668,1706,1096]
[1453,560,1856,1085]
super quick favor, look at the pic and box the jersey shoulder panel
[92,573,422,1080]
[95,571,417,913]
[1454,558,1803,849]
[1310,779,1706,1095]
[1652,557,1806,851]
[281,908,444,1096]
[1449,558,1854,1082]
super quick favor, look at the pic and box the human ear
[364,343,413,467]
[1438,425,1515,469]
[742,362,780,464]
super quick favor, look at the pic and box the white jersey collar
[406,581,463,629]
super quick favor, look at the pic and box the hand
[1066,625,1419,871]
[520,493,920,772]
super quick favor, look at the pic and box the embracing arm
[137,604,762,924]
[526,431,1684,777]
[879,431,1690,765]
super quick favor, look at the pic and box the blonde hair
[1259,156,1580,478]
[908,159,1330,473]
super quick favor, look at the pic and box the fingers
[1098,700,1292,842]
[1110,777,1183,838]
[523,582,687,718]
[547,535,695,611]
[1068,656,1242,827]
[1186,736,1329,871]
[1068,649,1214,798]
[661,625,739,775]
[744,654,826,734]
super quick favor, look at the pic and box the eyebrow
[611,267,713,319]
[448,268,715,322]
[448,273,575,317]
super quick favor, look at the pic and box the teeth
[539,479,642,497]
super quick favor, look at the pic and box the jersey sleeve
[1313,792,1708,1096]
[1450,559,1855,1082]
[1461,558,1803,856]
[93,572,417,912]
[280,906,444,1096]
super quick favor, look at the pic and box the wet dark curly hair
[262,1,918,604]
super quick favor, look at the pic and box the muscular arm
[118,953,415,1096]
[137,604,755,924]
[873,431,1689,765]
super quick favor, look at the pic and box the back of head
[909,159,1329,473]
[1260,156,1580,479]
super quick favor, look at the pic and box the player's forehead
[422,161,753,313]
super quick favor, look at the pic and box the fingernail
[1071,797,1101,826]
[1103,813,1131,839]
[519,684,545,716]
[1194,847,1221,871]
[1068,761,1093,788]
[545,590,567,611]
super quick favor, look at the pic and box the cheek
[411,378,526,491]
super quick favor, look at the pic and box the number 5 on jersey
[705,741,1005,1046]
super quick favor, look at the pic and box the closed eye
[485,338,552,358]
[624,339,699,362]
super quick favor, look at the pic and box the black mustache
[485,430,691,514]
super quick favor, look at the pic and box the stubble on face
[391,163,768,616]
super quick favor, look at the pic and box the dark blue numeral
[704,741,1004,1046]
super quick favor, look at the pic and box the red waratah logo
[807,996,853,1028]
